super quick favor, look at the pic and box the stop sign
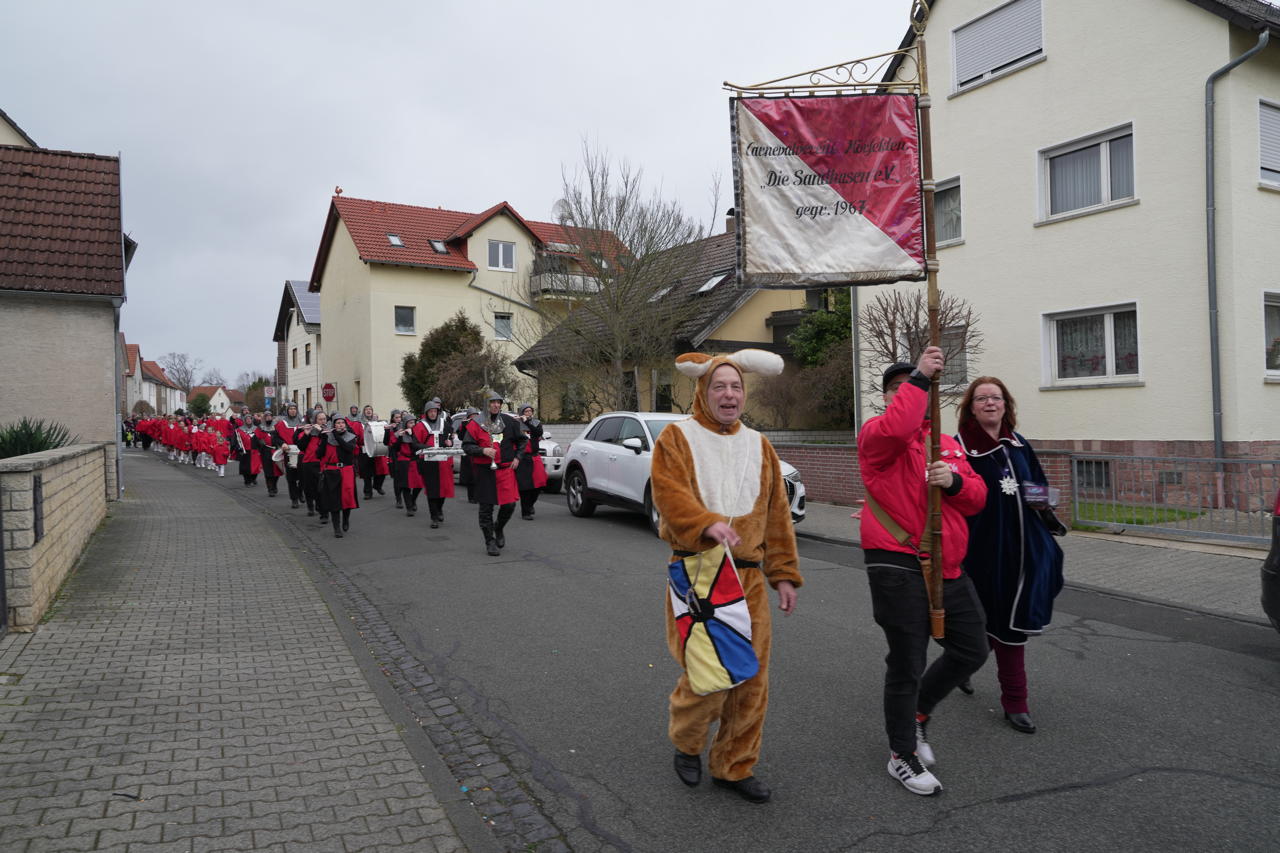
[322,383,336,402]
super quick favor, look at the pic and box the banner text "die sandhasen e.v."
[731,95,926,289]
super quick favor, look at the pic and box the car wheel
[644,485,661,536]
[566,468,596,517]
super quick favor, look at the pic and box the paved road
[202,456,1280,853]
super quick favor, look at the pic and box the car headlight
[551,445,565,457]
[784,469,801,483]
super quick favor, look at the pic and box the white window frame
[1042,302,1141,388]
[1261,99,1280,189]
[387,233,404,247]
[1037,123,1137,223]
[934,176,963,246]
[494,312,513,341]
[1265,291,1280,377]
[488,240,516,271]
[394,305,416,335]
[952,0,1044,94]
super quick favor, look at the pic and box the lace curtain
[1056,309,1138,378]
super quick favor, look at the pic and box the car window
[644,417,684,442]
[585,417,622,444]
[618,417,648,448]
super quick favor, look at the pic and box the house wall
[285,311,321,411]
[317,224,372,413]
[706,290,809,343]
[870,0,1276,449]
[0,292,118,443]
[0,120,32,147]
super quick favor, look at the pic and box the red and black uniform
[460,409,527,555]
[276,418,305,507]
[295,424,328,518]
[514,413,547,520]
[413,416,455,527]
[236,423,261,485]
[386,419,425,515]
[253,421,284,496]
[320,429,360,537]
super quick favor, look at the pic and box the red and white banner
[731,95,925,288]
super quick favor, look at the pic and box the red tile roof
[309,195,627,289]
[189,385,225,400]
[124,343,141,377]
[140,360,180,390]
[0,145,127,296]
[225,388,246,404]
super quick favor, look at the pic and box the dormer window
[430,239,448,254]
[387,234,404,247]
[697,274,727,294]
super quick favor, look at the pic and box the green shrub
[0,418,80,460]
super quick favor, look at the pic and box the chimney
[724,207,736,235]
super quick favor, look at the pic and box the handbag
[667,543,759,695]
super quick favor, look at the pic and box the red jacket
[858,380,987,578]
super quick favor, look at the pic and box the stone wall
[1,443,117,631]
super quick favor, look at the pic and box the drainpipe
[1205,28,1270,464]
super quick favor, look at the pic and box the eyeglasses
[974,395,1005,404]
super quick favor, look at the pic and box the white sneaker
[915,718,936,766]
[888,752,942,796]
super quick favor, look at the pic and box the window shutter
[954,0,1042,87]
[1261,102,1280,179]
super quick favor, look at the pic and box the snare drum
[363,421,389,457]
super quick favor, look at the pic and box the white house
[870,0,1280,460]
[272,280,322,411]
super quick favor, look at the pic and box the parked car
[1262,487,1280,634]
[448,411,565,493]
[562,411,806,534]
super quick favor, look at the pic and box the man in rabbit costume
[651,348,803,804]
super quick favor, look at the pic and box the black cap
[882,362,916,392]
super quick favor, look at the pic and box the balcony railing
[530,272,601,298]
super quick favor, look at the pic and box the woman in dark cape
[956,377,1065,735]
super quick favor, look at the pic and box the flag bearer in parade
[650,350,801,805]
[859,347,988,797]
[460,393,526,556]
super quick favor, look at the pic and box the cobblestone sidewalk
[0,457,475,852]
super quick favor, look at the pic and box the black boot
[332,516,343,538]
[342,510,350,532]
[394,488,404,509]
[494,503,515,549]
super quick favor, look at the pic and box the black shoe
[334,529,343,538]
[1004,712,1036,734]
[494,531,506,548]
[430,520,439,529]
[375,487,385,496]
[364,492,373,501]
[468,498,478,504]
[291,500,299,509]
[522,513,534,521]
[307,509,315,517]
[318,516,329,525]
[674,752,701,787]
[407,506,416,517]
[486,539,500,556]
[958,679,974,695]
[395,500,403,509]
[712,776,771,804]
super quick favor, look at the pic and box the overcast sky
[2,0,909,385]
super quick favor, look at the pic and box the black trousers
[285,465,303,502]
[300,462,322,512]
[865,557,988,757]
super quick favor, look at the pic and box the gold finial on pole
[911,0,931,36]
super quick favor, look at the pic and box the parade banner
[731,94,925,288]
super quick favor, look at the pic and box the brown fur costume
[651,349,803,782]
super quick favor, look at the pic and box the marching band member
[387,411,425,516]
[236,415,260,486]
[253,412,285,497]
[455,407,480,503]
[461,392,527,556]
[295,411,329,520]
[210,426,230,477]
[414,398,455,529]
[320,416,360,538]
[386,411,405,508]
[515,403,547,521]
[278,402,306,508]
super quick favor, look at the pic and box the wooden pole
[915,36,946,640]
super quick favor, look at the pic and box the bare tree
[431,344,521,411]
[857,289,985,413]
[199,368,226,387]
[160,352,203,394]
[513,141,717,415]
[234,370,271,393]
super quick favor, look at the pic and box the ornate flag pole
[724,1,945,636]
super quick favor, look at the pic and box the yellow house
[517,228,814,424]
[307,196,613,416]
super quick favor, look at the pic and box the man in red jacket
[859,345,988,797]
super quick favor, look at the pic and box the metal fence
[1070,453,1280,545]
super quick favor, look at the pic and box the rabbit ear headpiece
[675,349,783,429]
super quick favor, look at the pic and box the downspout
[1205,28,1270,463]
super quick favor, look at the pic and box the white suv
[563,411,806,534]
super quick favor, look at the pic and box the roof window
[697,274,727,294]
[387,234,404,247]
[430,239,448,254]
[648,285,674,303]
